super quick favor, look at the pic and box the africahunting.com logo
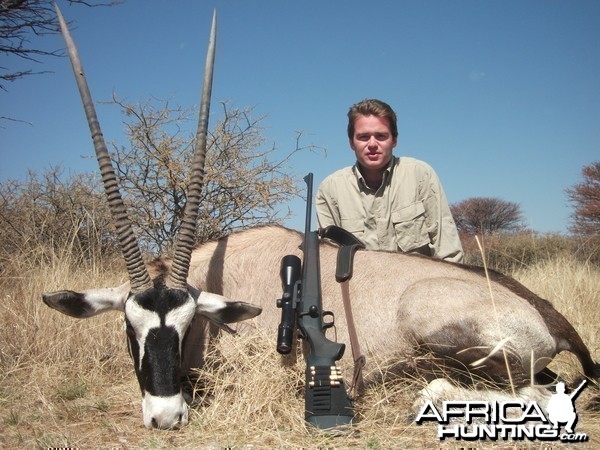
[415,380,589,443]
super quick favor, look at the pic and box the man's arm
[315,182,339,229]
[421,167,464,263]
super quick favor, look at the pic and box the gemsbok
[43,5,599,431]
[42,6,261,429]
[145,224,600,392]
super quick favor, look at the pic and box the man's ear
[42,284,130,318]
[195,291,262,333]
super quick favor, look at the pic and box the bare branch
[0,0,121,91]
[566,161,600,236]
[108,98,314,253]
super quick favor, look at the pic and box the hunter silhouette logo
[546,380,586,435]
[415,380,590,442]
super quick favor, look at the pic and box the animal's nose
[151,414,184,429]
[143,393,189,429]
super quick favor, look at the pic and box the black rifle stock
[276,173,354,429]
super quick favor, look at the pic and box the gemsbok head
[42,5,261,429]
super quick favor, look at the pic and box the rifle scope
[276,254,301,354]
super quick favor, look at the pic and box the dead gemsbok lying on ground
[155,225,600,393]
[43,6,599,431]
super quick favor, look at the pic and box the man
[316,99,463,262]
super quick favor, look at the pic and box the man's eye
[355,133,389,142]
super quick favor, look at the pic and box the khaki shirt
[316,156,464,262]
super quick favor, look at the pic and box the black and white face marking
[125,287,197,429]
[42,282,262,429]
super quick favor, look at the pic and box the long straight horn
[55,3,152,293]
[167,10,217,290]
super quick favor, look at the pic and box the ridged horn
[166,10,216,290]
[55,3,152,293]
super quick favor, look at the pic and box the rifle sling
[320,226,366,398]
[340,280,366,399]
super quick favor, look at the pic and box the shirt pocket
[340,218,365,241]
[391,202,430,252]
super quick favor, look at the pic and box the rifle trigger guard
[322,310,335,330]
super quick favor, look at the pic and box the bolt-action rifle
[276,173,354,429]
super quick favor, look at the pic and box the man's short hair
[347,99,398,140]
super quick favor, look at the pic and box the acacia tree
[111,98,314,254]
[450,197,525,236]
[0,98,315,261]
[566,161,600,236]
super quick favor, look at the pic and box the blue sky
[2,0,598,233]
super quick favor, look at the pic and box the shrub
[459,231,597,273]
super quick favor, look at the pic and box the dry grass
[513,255,600,390]
[1,249,599,448]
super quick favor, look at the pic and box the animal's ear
[195,291,262,333]
[42,284,130,318]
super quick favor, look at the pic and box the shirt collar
[353,156,396,192]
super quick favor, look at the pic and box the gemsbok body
[154,224,600,391]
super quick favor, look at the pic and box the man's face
[350,115,397,172]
